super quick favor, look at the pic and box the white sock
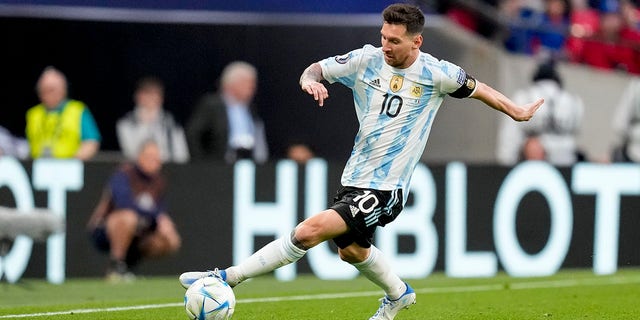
[352,245,406,300]
[225,233,306,286]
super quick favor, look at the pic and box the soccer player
[180,3,543,319]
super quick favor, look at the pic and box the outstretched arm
[300,63,329,107]
[471,81,544,122]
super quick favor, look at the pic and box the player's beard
[384,54,398,68]
[384,54,403,68]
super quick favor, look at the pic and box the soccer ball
[184,276,235,320]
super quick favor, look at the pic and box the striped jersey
[320,44,469,204]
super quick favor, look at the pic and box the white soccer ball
[184,276,235,320]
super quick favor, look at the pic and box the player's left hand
[512,98,544,122]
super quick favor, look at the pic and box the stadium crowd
[440,0,640,74]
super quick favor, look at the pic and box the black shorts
[330,186,403,249]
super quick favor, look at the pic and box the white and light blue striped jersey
[320,44,468,204]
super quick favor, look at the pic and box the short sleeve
[319,46,368,88]
[81,108,102,142]
[436,60,469,95]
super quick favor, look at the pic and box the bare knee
[293,209,349,249]
[147,215,182,256]
[148,231,181,255]
[338,246,370,264]
[293,222,322,249]
[162,228,181,254]
[105,210,137,233]
[168,233,181,253]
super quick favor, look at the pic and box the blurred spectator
[25,66,101,160]
[0,126,29,159]
[576,2,640,73]
[503,0,540,53]
[521,135,547,160]
[504,0,570,57]
[571,0,601,37]
[537,0,573,56]
[87,140,181,281]
[186,61,268,163]
[619,0,640,44]
[286,142,315,164]
[611,77,640,162]
[116,76,189,163]
[620,0,640,30]
[499,0,527,21]
[566,0,601,60]
[497,60,585,165]
[446,6,480,32]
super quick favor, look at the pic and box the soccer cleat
[369,282,416,320]
[179,268,227,289]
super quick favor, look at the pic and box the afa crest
[465,78,476,90]
[390,75,403,93]
[411,85,422,97]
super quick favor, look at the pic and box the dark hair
[533,60,563,88]
[136,76,164,93]
[382,3,425,35]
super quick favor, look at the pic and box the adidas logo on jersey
[369,78,381,88]
[349,205,359,217]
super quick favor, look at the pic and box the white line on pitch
[1,274,639,318]
[0,303,181,319]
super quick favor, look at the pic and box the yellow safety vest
[26,100,85,158]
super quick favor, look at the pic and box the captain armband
[449,74,477,99]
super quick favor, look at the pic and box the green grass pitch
[1,268,640,319]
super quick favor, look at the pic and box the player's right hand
[302,82,329,107]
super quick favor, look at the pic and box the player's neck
[395,50,420,69]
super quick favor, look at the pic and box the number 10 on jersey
[380,93,403,118]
